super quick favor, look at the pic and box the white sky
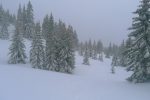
[1,0,139,45]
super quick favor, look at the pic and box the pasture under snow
[0,39,150,100]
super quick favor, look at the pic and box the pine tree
[88,39,93,58]
[105,48,110,58]
[78,42,84,56]
[8,22,26,64]
[0,5,9,39]
[17,4,24,34]
[125,0,150,83]
[45,14,55,70]
[119,40,126,67]
[42,14,49,39]
[22,5,27,37]
[97,40,103,61]
[108,42,112,56]
[25,1,34,39]
[83,42,90,65]
[0,23,9,39]
[92,40,97,60]
[30,22,45,69]
[72,30,79,50]
[0,5,3,25]
[62,25,75,73]
[51,21,75,73]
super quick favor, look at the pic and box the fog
[1,0,139,45]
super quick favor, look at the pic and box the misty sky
[1,0,139,45]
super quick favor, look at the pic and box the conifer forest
[0,0,150,100]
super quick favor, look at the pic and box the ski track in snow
[0,39,150,100]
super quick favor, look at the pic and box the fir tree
[78,42,84,56]
[42,14,49,39]
[92,40,97,60]
[25,1,34,39]
[30,22,45,69]
[119,40,126,67]
[88,39,93,58]
[8,23,26,64]
[97,40,103,61]
[0,23,9,39]
[17,4,24,34]
[62,25,75,73]
[45,14,55,70]
[22,5,27,37]
[0,5,9,39]
[52,21,75,73]
[125,0,150,83]
[72,30,79,50]
[83,42,90,65]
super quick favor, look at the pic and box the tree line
[0,5,16,39]
[4,1,78,74]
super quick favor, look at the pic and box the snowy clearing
[0,39,150,100]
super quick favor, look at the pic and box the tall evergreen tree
[42,14,49,39]
[119,40,126,67]
[78,42,84,56]
[83,42,90,65]
[125,0,150,83]
[97,40,103,61]
[25,1,34,39]
[62,25,75,73]
[22,5,27,37]
[17,4,24,34]
[0,5,9,39]
[0,22,9,39]
[8,22,26,64]
[52,21,75,73]
[88,39,93,58]
[30,22,45,69]
[92,40,97,60]
[45,14,55,70]
[72,30,79,50]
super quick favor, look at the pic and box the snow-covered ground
[0,39,150,100]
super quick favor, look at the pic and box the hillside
[0,40,150,100]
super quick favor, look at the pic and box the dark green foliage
[125,0,150,83]
[24,1,34,39]
[83,42,90,65]
[8,23,26,64]
[30,22,45,69]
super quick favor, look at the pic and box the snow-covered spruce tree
[0,5,9,39]
[97,40,103,61]
[51,21,75,73]
[83,42,90,65]
[0,23,9,39]
[61,25,75,73]
[105,48,110,58]
[72,30,79,51]
[22,5,27,37]
[42,14,50,39]
[17,4,24,34]
[118,40,126,67]
[0,5,3,25]
[25,1,34,39]
[88,39,93,58]
[30,22,45,69]
[78,42,84,56]
[92,40,97,60]
[125,0,150,83]
[45,14,55,70]
[8,22,26,64]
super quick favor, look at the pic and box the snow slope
[0,39,150,100]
